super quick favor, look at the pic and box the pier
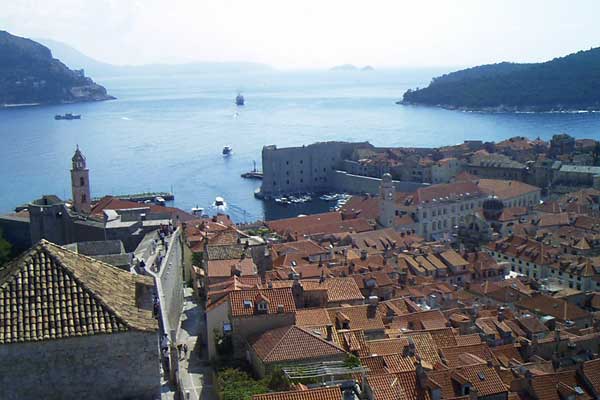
[92,192,175,202]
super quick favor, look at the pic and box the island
[0,30,114,107]
[400,47,600,112]
[330,64,375,72]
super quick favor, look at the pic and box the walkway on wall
[178,287,216,400]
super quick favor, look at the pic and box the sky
[2,0,600,69]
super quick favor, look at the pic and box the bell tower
[378,173,395,228]
[70,145,91,214]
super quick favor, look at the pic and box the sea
[2,68,600,223]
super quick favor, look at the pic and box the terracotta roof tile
[252,386,342,400]
[0,240,157,344]
[250,325,346,363]
[295,308,332,327]
[439,344,496,368]
[327,304,385,332]
[206,258,257,279]
[229,288,296,317]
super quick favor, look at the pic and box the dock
[241,160,263,180]
[241,171,263,179]
[93,192,175,202]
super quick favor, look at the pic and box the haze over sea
[2,68,600,222]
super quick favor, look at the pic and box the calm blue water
[2,68,600,222]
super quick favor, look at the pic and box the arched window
[80,177,85,187]
[82,194,87,203]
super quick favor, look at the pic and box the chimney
[415,357,427,388]
[404,337,416,357]
[361,249,368,261]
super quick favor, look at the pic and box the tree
[0,229,12,266]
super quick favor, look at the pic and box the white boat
[154,196,166,206]
[215,196,225,206]
[222,146,232,156]
[191,206,204,216]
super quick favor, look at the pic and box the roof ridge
[263,325,296,361]
[296,326,346,351]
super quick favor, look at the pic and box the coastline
[0,96,116,109]
[397,100,600,114]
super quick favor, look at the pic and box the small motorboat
[214,196,225,207]
[55,113,81,120]
[222,146,232,156]
[154,196,166,206]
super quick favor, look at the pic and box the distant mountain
[0,31,113,107]
[330,64,375,72]
[330,64,358,71]
[37,38,272,77]
[401,48,600,112]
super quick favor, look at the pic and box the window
[82,194,86,203]
[257,302,268,311]
[79,177,85,186]
[286,180,290,185]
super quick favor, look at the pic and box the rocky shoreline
[397,100,600,114]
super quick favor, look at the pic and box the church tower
[70,146,91,214]
[378,173,395,228]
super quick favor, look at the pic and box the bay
[1,68,600,222]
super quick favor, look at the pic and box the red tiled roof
[476,179,540,200]
[516,293,590,322]
[91,195,195,221]
[252,386,342,400]
[439,343,496,368]
[328,304,385,332]
[295,308,332,327]
[340,195,380,221]
[229,288,296,317]
[206,258,257,279]
[415,181,483,204]
[250,325,346,363]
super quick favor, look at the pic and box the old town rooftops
[252,386,343,400]
[250,325,346,364]
[228,287,296,317]
[0,240,157,344]
[414,181,483,205]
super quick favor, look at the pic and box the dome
[482,196,504,220]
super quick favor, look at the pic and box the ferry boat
[235,93,245,106]
[55,113,81,120]
[222,146,232,155]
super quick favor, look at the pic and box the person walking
[182,343,188,359]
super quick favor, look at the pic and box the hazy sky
[2,0,600,68]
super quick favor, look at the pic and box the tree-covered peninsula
[401,47,600,112]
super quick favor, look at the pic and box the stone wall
[157,227,184,336]
[260,142,371,197]
[0,331,159,400]
[0,213,31,251]
[331,170,426,195]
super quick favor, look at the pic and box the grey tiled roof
[0,240,157,344]
[206,244,251,260]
